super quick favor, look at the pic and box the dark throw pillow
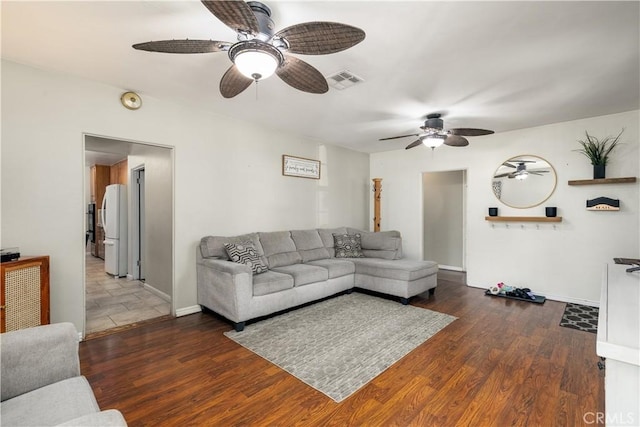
[224,242,269,274]
[333,233,365,258]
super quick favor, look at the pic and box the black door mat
[484,289,546,304]
[559,303,598,333]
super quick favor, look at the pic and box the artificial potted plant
[574,129,624,179]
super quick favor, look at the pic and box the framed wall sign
[282,155,320,179]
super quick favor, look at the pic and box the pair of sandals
[506,287,536,300]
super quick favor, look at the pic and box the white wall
[372,110,639,304]
[128,146,173,297]
[0,60,369,335]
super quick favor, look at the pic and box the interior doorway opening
[83,134,173,337]
[422,170,466,272]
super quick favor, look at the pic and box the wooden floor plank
[79,273,604,426]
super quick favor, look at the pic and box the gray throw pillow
[224,242,269,274]
[333,233,365,258]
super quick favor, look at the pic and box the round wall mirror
[492,155,557,208]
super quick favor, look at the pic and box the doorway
[422,170,466,271]
[83,134,173,336]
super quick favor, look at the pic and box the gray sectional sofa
[196,227,438,331]
[1,322,127,426]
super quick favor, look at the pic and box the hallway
[85,253,171,335]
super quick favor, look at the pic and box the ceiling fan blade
[449,128,495,137]
[201,0,259,34]
[444,135,469,147]
[132,40,231,54]
[275,22,365,55]
[405,139,423,150]
[494,172,513,178]
[503,162,517,168]
[219,65,253,98]
[276,55,328,94]
[379,133,420,141]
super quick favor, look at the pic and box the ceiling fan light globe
[234,50,279,80]
[422,135,445,148]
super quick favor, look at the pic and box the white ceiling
[2,1,638,153]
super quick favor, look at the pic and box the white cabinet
[597,263,640,426]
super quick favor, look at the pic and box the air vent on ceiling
[326,70,365,90]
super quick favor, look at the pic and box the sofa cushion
[347,228,403,260]
[317,227,347,257]
[333,233,365,258]
[259,231,302,268]
[291,229,330,262]
[200,233,268,265]
[271,264,329,287]
[349,258,438,281]
[0,376,99,427]
[253,271,294,296]
[224,242,268,274]
[307,259,356,279]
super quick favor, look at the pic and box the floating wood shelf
[568,177,636,186]
[485,216,563,222]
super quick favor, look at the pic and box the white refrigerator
[101,184,128,277]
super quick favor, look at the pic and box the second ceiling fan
[132,1,365,98]
[380,113,494,149]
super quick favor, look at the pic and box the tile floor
[85,253,171,335]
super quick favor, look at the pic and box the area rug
[224,292,456,402]
[559,303,599,333]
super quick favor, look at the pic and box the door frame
[131,166,145,281]
[82,132,175,338]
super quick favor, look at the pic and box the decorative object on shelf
[492,155,557,208]
[574,128,624,179]
[586,196,620,211]
[120,91,142,110]
[488,207,498,217]
[282,155,320,179]
[372,178,382,232]
[545,207,557,217]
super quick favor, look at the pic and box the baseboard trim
[438,264,464,272]
[142,282,171,302]
[466,283,599,307]
[176,305,202,317]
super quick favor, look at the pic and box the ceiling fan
[494,159,550,180]
[379,113,494,150]
[132,1,365,98]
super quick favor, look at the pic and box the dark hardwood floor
[80,271,604,426]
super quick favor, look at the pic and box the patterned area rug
[559,303,599,333]
[224,292,456,402]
